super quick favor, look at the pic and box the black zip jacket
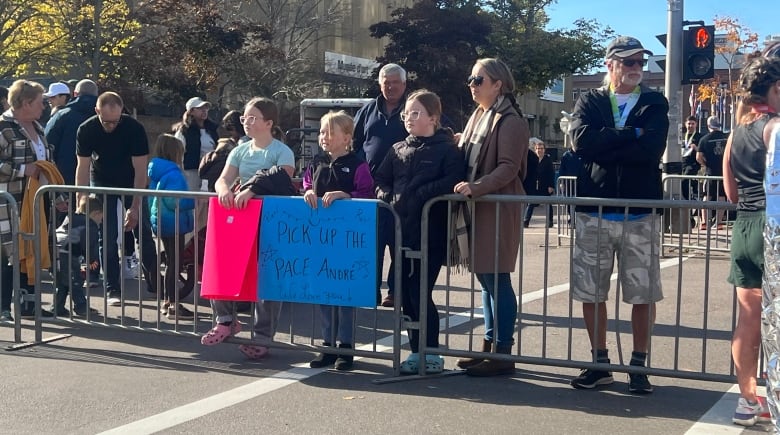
[570,85,669,214]
[374,129,465,250]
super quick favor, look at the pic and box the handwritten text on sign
[258,197,377,307]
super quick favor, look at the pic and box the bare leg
[582,302,608,350]
[733,287,762,402]
[631,303,656,353]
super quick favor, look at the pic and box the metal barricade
[0,191,23,343]
[405,194,741,384]
[25,185,404,374]
[555,176,577,246]
[662,175,732,254]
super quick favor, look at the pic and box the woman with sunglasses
[203,97,295,360]
[453,58,529,376]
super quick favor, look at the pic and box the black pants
[376,207,396,299]
[401,248,444,353]
[54,253,87,311]
[1,256,36,313]
[160,235,186,303]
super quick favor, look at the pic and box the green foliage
[0,0,137,80]
[370,0,613,125]
[370,0,493,126]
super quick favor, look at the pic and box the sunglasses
[617,58,648,67]
[467,75,485,87]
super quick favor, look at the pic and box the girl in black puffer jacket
[374,90,465,374]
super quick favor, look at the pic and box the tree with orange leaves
[696,16,759,129]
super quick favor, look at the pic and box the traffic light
[682,25,715,84]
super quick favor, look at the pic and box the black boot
[335,343,354,371]
[456,339,492,369]
[465,343,515,377]
[309,343,338,368]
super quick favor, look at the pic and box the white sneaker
[733,397,771,426]
[123,256,139,279]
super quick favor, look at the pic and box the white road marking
[684,385,751,434]
[103,255,742,434]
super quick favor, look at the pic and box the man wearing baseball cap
[44,82,71,116]
[568,36,669,394]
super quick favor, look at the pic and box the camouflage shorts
[571,213,663,304]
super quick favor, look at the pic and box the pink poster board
[200,197,262,301]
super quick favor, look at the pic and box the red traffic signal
[682,25,715,84]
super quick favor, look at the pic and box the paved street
[0,221,772,434]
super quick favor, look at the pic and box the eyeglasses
[617,58,647,67]
[467,75,485,87]
[400,111,421,121]
[239,115,264,125]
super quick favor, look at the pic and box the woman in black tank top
[722,55,780,426]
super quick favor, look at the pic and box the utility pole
[663,0,683,198]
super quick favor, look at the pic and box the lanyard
[609,85,640,128]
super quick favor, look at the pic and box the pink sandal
[201,322,241,345]
[238,344,269,360]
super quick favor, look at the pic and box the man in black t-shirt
[696,116,728,227]
[75,92,159,306]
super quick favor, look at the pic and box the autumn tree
[0,0,68,78]
[0,0,137,81]
[696,16,759,128]
[370,0,612,126]
[370,0,492,125]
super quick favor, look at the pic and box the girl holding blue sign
[374,90,465,374]
[303,110,374,370]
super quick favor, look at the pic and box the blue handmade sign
[258,197,377,307]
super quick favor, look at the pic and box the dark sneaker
[0,310,12,321]
[571,369,614,389]
[310,352,338,368]
[628,373,654,394]
[73,307,99,317]
[53,307,70,317]
[167,304,194,320]
[381,294,394,308]
[20,308,55,319]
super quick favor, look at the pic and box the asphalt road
[0,218,772,435]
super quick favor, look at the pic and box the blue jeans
[319,304,354,345]
[476,272,517,345]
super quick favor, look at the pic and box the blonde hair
[320,111,354,151]
[153,133,185,165]
[8,80,44,109]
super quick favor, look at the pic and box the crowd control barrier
[405,194,743,384]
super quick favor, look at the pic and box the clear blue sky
[546,0,776,59]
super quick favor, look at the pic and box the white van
[291,98,374,174]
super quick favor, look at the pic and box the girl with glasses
[375,90,465,374]
[203,97,296,361]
